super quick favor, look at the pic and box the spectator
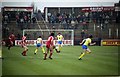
[71,20,75,29]
[74,20,78,29]
[58,15,63,23]
[104,19,109,29]
[32,17,36,23]
[20,18,24,30]
[76,15,81,23]
[62,20,67,29]
[50,15,55,23]
[4,14,9,22]
[24,15,28,23]
[16,13,19,25]
[36,10,42,21]
[82,21,87,30]
[81,30,85,40]
[24,15,28,29]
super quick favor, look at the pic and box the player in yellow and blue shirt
[34,36,45,55]
[79,34,96,60]
[55,33,64,53]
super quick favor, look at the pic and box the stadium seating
[2,7,120,45]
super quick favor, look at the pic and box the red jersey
[9,34,15,42]
[21,36,27,47]
[22,36,26,42]
[46,36,54,47]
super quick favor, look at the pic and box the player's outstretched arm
[80,39,85,45]
[80,41,83,45]
[90,42,96,45]
[80,42,82,45]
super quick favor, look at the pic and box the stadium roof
[1,0,119,12]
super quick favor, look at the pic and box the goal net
[15,29,74,46]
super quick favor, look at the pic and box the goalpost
[15,29,74,46]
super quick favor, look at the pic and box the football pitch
[2,46,119,76]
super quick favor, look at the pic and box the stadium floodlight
[22,29,74,46]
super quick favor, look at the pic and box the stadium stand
[2,3,120,45]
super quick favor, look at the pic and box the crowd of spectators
[48,11,116,24]
[2,9,118,30]
[15,12,32,30]
[2,7,119,46]
[2,12,10,27]
[47,11,118,29]
[2,11,37,29]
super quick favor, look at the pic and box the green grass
[2,46,119,75]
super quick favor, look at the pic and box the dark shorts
[36,43,42,47]
[82,45,88,49]
[58,41,62,44]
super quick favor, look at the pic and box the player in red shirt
[44,33,55,60]
[21,34,28,56]
[8,33,15,50]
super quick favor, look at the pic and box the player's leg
[8,41,13,50]
[34,44,40,54]
[7,40,11,50]
[22,47,25,56]
[57,44,61,53]
[40,46,45,54]
[55,46,59,53]
[34,47,38,54]
[86,48,91,54]
[49,46,53,59]
[44,46,49,60]
[57,44,60,51]
[59,44,62,52]
[78,48,91,60]
[58,41,62,52]
[78,45,87,60]
[22,46,28,56]
[78,49,86,60]
[55,42,59,53]
[25,46,28,55]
